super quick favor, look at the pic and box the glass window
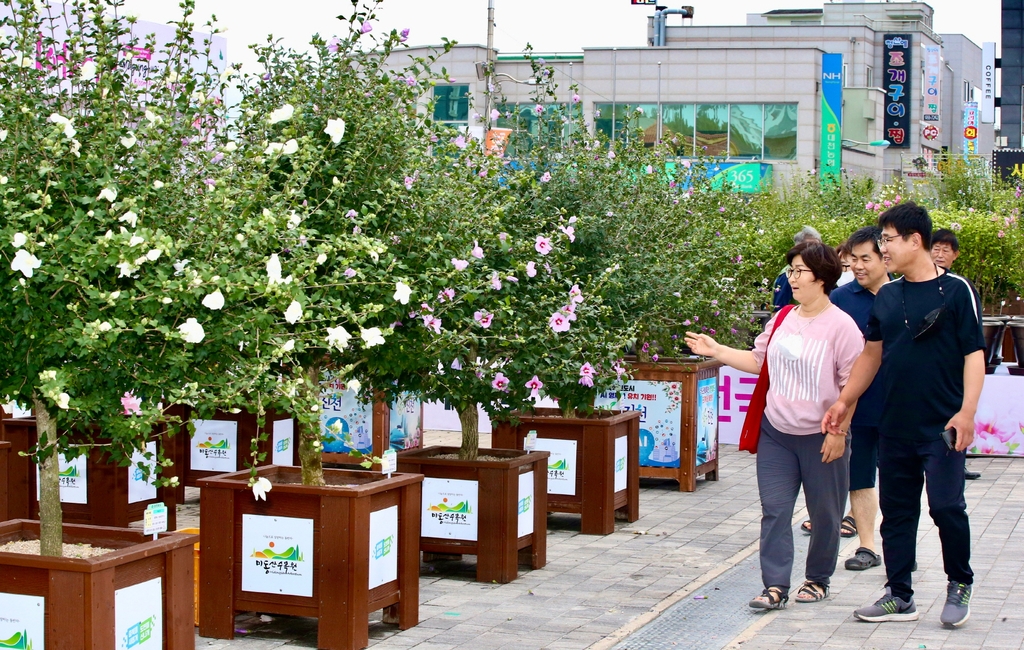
[661,104,695,157]
[495,103,570,155]
[729,104,763,159]
[594,104,657,144]
[763,103,798,160]
[433,85,470,124]
[695,104,729,156]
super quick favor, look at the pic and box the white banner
[190,419,238,472]
[128,441,158,504]
[0,593,45,650]
[368,506,399,589]
[613,436,628,493]
[422,478,478,541]
[535,438,578,496]
[36,452,88,504]
[272,419,294,467]
[982,42,996,124]
[518,471,534,538]
[114,577,163,650]
[241,514,314,597]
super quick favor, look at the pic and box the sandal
[800,520,812,535]
[749,586,788,610]
[794,580,829,603]
[841,515,857,538]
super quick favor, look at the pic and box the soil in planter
[264,471,390,487]
[431,453,507,462]
[0,539,115,558]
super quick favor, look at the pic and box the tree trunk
[298,362,325,486]
[457,404,478,461]
[33,397,63,557]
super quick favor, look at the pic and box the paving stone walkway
[182,432,1024,650]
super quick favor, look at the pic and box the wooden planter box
[0,418,177,529]
[597,359,723,492]
[197,466,422,650]
[396,446,548,584]
[492,410,640,535]
[0,520,196,649]
[0,440,9,522]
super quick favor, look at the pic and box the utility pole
[483,0,495,132]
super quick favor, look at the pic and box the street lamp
[841,139,890,148]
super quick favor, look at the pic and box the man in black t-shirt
[822,202,985,628]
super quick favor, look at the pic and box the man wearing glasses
[822,201,985,628]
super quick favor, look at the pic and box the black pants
[878,436,973,601]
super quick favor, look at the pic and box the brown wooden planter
[0,440,9,522]
[609,359,724,492]
[492,409,640,535]
[0,520,196,649]
[197,466,422,650]
[0,418,178,529]
[396,446,548,584]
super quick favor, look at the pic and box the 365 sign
[883,34,912,148]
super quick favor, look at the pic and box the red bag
[739,305,795,454]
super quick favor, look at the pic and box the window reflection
[696,104,729,156]
[764,104,798,160]
[729,104,763,159]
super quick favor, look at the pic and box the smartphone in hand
[940,427,957,450]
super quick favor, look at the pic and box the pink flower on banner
[404,176,414,190]
[559,225,575,242]
[344,268,357,278]
[451,258,469,271]
[422,314,442,334]
[526,261,537,277]
[535,236,552,255]
[474,310,494,328]
[569,284,584,304]
[490,272,502,290]
[578,362,595,388]
[121,392,142,416]
[549,311,570,333]
[540,171,552,183]
[976,418,1015,444]
[471,241,484,259]
[492,372,510,392]
[525,375,544,400]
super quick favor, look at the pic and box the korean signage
[596,380,682,468]
[422,478,478,540]
[982,42,996,124]
[320,374,373,455]
[0,593,45,650]
[718,367,758,445]
[534,438,577,495]
[241,514,314,597]
[820,53,843,184]
[963,102,979,157]
[923,44,941,123]
[36,452,88,504]
[115,578,162,649]
[190,419,237,472]
[992,148,1024,182]
[883,34,912,148]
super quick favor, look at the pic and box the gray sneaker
[853,588,919,622]
[940,582,972,627]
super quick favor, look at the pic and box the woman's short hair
[786,240,843,294]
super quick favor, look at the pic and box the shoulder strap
[766,305,795,347]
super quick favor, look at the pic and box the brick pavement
[183,432,1024,650]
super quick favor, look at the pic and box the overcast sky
[120,0,1001,73]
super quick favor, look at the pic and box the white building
[392,1,994,187]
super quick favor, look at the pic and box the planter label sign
[613,436,628,492]
[241,514,314,597]
[191,419,237,472]
[518,471,534,538]
[696,376,719,466]
[319,380,373,454]
[272,418,295,466]
[114,577,162,649]
[534,438,577,496]
[35,451,88,504]
[128,441,158,504]
[422,478,478,541]
[596,380,682,468]
[368,506,399,589]
[0,593,44,650]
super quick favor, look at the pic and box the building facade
[1003,0,1024,147]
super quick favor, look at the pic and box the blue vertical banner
[963,102,979,159]
[883,34,912,148]
[820,53,843,185]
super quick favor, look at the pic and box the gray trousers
[757,416,850,592]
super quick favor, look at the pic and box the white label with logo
[128,441,158,504]
[613,436,628,493]
[35,452,88,504]
[368,505,399,589]
[271,419,294,466]
[518,471,534,538]
[114,577,163,649]
[422,478,478,541]
[0,593,45,650]
[241,514,314,597]
[534,438,577,496]
[190,419,238,472]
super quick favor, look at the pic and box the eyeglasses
[902,266,946,340]
[786,267,813,279]
[876,234,902,249]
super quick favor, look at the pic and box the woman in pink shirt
[686,241,864,610]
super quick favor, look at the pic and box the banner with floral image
[969,374,1024,457]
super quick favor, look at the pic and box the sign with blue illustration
[596,380,683,468]
[389,395,422,451]
[696,376,719,466]
[319,375,373,455]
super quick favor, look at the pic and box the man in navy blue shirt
[829,226,888,571]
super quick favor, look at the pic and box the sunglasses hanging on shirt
[902,265,946,341]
